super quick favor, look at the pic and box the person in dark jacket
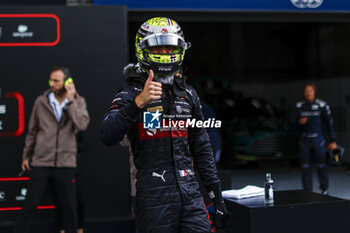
[100,17,229,233]
[292,83,337,195]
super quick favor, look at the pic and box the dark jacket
[100,68,220,188]
[292,98,336,142]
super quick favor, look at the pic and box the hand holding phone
[64,77,76,101]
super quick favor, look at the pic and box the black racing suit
[100,68,221,233]
[292,99,336,191]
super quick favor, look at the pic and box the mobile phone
[65,77,73,86]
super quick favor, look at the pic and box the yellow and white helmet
[135,17,191,76]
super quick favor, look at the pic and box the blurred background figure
[57,131,88,233]
[120,136,138,233]
[201,101,223,163]
[292,83,337,195]
[13,66,90,233]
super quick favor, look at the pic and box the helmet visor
[139,33,189,50]
[147,53,182,64]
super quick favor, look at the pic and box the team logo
[143,111,162,129]
[0,191,5,201]
[290,0,323,9]
[16,188,27,201]
[152,170,166,182]
[147,106,163,112]
[12,24,34,38]
[146,128,157,136]
[18,25,28,33]
[175,105,182,113]
[0,105,6,114]
[312,104,319,110]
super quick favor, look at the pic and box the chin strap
[126,63,187,98]
[173,75,187,98]
[156,73,187,98]
[154,75,174,85]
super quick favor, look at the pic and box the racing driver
[100,17,229,233]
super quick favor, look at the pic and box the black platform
[225,190,350,233]
[0,217,135,233]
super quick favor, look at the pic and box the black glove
[207,182,230,229]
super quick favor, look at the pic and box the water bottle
[264,173,274,205]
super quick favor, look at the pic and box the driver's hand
[135,70,162,108]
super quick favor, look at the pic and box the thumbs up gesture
[135,70,163,108]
